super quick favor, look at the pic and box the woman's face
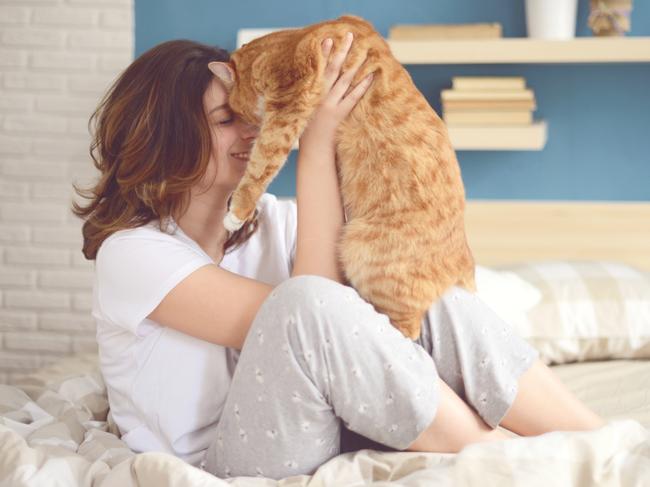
[199,77,259,194]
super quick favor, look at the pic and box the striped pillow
[499,261,650,365]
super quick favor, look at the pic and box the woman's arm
[293,136,346,283]
[291,33,374,284]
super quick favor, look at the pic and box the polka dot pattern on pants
[202,278,541,479]
[478,392,488,405]
[238,427,248,442]
[266,429,278,440]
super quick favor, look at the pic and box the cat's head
[208,29,314,126]
[208,52,263,127]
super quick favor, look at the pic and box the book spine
[452,77,526,91]
[442,100,537,110]
[441,89,534,101]
[443,111,533,125]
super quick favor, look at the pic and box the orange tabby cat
[209,15,475,340]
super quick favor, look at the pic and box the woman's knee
[257,276,344,331]
[269,275,360,319]
[433,286,489,327]
[265,275,374,338]
[272,275,352,302]
[266,275,408,349]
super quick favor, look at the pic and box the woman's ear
[208,62,235,89]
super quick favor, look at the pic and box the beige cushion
[499,261,650,365]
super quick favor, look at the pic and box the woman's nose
[239,119,260,140]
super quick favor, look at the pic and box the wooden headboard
[465,201,650,272]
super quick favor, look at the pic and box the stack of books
[441,76,536,126]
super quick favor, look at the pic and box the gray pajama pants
[202,275,540,480]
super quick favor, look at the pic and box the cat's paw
[223,211,245,232]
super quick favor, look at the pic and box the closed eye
[213,110,235,125]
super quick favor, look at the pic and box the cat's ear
[208,62,235,89]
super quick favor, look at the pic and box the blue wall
[135,0,650,201]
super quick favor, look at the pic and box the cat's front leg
[224,109,313,232]
[224,127,288,231]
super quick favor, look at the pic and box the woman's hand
[299,32,374,153]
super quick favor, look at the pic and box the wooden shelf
[448,121,548,150]
[291,121,547,152]
[387,37,650,64]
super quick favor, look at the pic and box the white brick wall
[0,0,134,384]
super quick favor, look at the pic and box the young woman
[73,36,606,481]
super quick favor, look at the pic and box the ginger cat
[209,15,475,340]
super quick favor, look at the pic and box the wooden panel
[465,201,650,271]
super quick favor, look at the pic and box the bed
[1,200,649,486]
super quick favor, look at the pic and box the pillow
[494,261,650,365]
[474,265,543,323]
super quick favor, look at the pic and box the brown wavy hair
[72,39,260,260]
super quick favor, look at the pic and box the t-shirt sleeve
[96,234,213,335]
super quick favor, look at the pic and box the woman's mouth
[231,151,250,161]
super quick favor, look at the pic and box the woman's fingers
[330,31,354,68]
[322,32,354,92]
[339,72,374,112]
[330,54,369,102]
[321,38,333,59]
[318,31,373,113]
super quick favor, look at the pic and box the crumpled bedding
[1,353,649,486]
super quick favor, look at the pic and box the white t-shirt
[92,193,297,467]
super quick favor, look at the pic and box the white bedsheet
[1,353,648,486]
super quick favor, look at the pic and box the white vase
[525,0,579,39]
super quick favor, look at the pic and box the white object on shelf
[236,28,291,48]
[447,121,548,151]
[526,0,578,40]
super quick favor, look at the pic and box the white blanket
[1,353,649,486]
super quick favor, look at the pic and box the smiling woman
[66,33,380,479]
[69,39,284,472]
[71,39,261,262]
